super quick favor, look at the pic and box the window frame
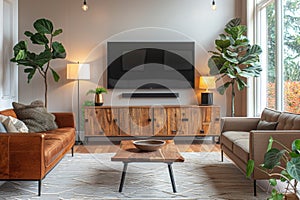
[248,0,287,116]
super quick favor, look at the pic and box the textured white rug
[0,152,269,199]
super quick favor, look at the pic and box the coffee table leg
[119,162,128,192]
[167,163,177,193]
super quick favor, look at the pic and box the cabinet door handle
[148,118,152,122]
[199,130,205,134]
[171,130,177,134]
[98,131,104,135]
[182,118,189,122]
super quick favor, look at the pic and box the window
[255,0,300,114]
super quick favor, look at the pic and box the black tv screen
[107,42,195,89]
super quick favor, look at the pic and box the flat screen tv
[107,42,195,89]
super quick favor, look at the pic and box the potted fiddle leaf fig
[246,137,300,200]
[208,18,262,116]
[10,18,66,108]
[86,87,108,106]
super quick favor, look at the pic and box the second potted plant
[246,136,300,200]
[86,87,107,106]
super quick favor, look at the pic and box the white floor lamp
[67,63,90,144]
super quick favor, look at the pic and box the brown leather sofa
[0,109,75,196]
[220,108,300,196]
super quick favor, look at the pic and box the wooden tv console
[84,105,220,142]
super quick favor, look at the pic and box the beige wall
[17,0,246,117]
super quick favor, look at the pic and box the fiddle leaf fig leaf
[34,18,53,34]
[215,39,231,49]
[24,31,34,37]
[240,54,259,65]
[225,18,241,28]
[217,82,231,95]
[53,29,63,37]
[50,68,60,82]
[208,51,221,56]
[30,33,49,45]
[225,25,247,40]
[52,42,66,59]
[35,49,52,67]
[15,50,26,61]
[247,44,262,55]
[208,56,226,75]
[219,33,227,40]
[235,38,249,46]
[236,78,247,91]
[24,67,36,83]
[226,50,238,57]
[12,41,27,57]
[222,53,239,64]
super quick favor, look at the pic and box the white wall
[18,0,237,117]
[0,0,18,110]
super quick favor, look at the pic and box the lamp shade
[199,76,216,91]
[67,63,90,80]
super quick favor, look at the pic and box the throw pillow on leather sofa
[12,100,58,132]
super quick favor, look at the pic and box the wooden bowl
[133,140,166,151]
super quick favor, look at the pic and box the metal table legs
[118,162,177,193]
[118,162,128,192]
[167,163,177,193]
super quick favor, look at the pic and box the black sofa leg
[38,180,41,196]
[254,180,257,196]
[221,150,223,162]
[71,146,74,157]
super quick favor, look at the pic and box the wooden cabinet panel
[201,106,220,135]
[119,107,153,136]
[118,108,130,136]
[189,107,203,135]
[153,107,168,136]
[167,107,190,135]
[98,108,119,136]
[84,108,119,136]
[84,108,101,136]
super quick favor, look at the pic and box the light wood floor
[74,141,221,153]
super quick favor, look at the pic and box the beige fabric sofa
[220,108,300,196]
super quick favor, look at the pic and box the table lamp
[67,63,90,144]
[199,76,216,105]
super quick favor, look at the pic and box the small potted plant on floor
[86,87,107,106]
[246,137,300,200]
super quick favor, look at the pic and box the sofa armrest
[249,130,300,179]
[221,117,260,133]
[52,112,75,128]
[0,133,45,180]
